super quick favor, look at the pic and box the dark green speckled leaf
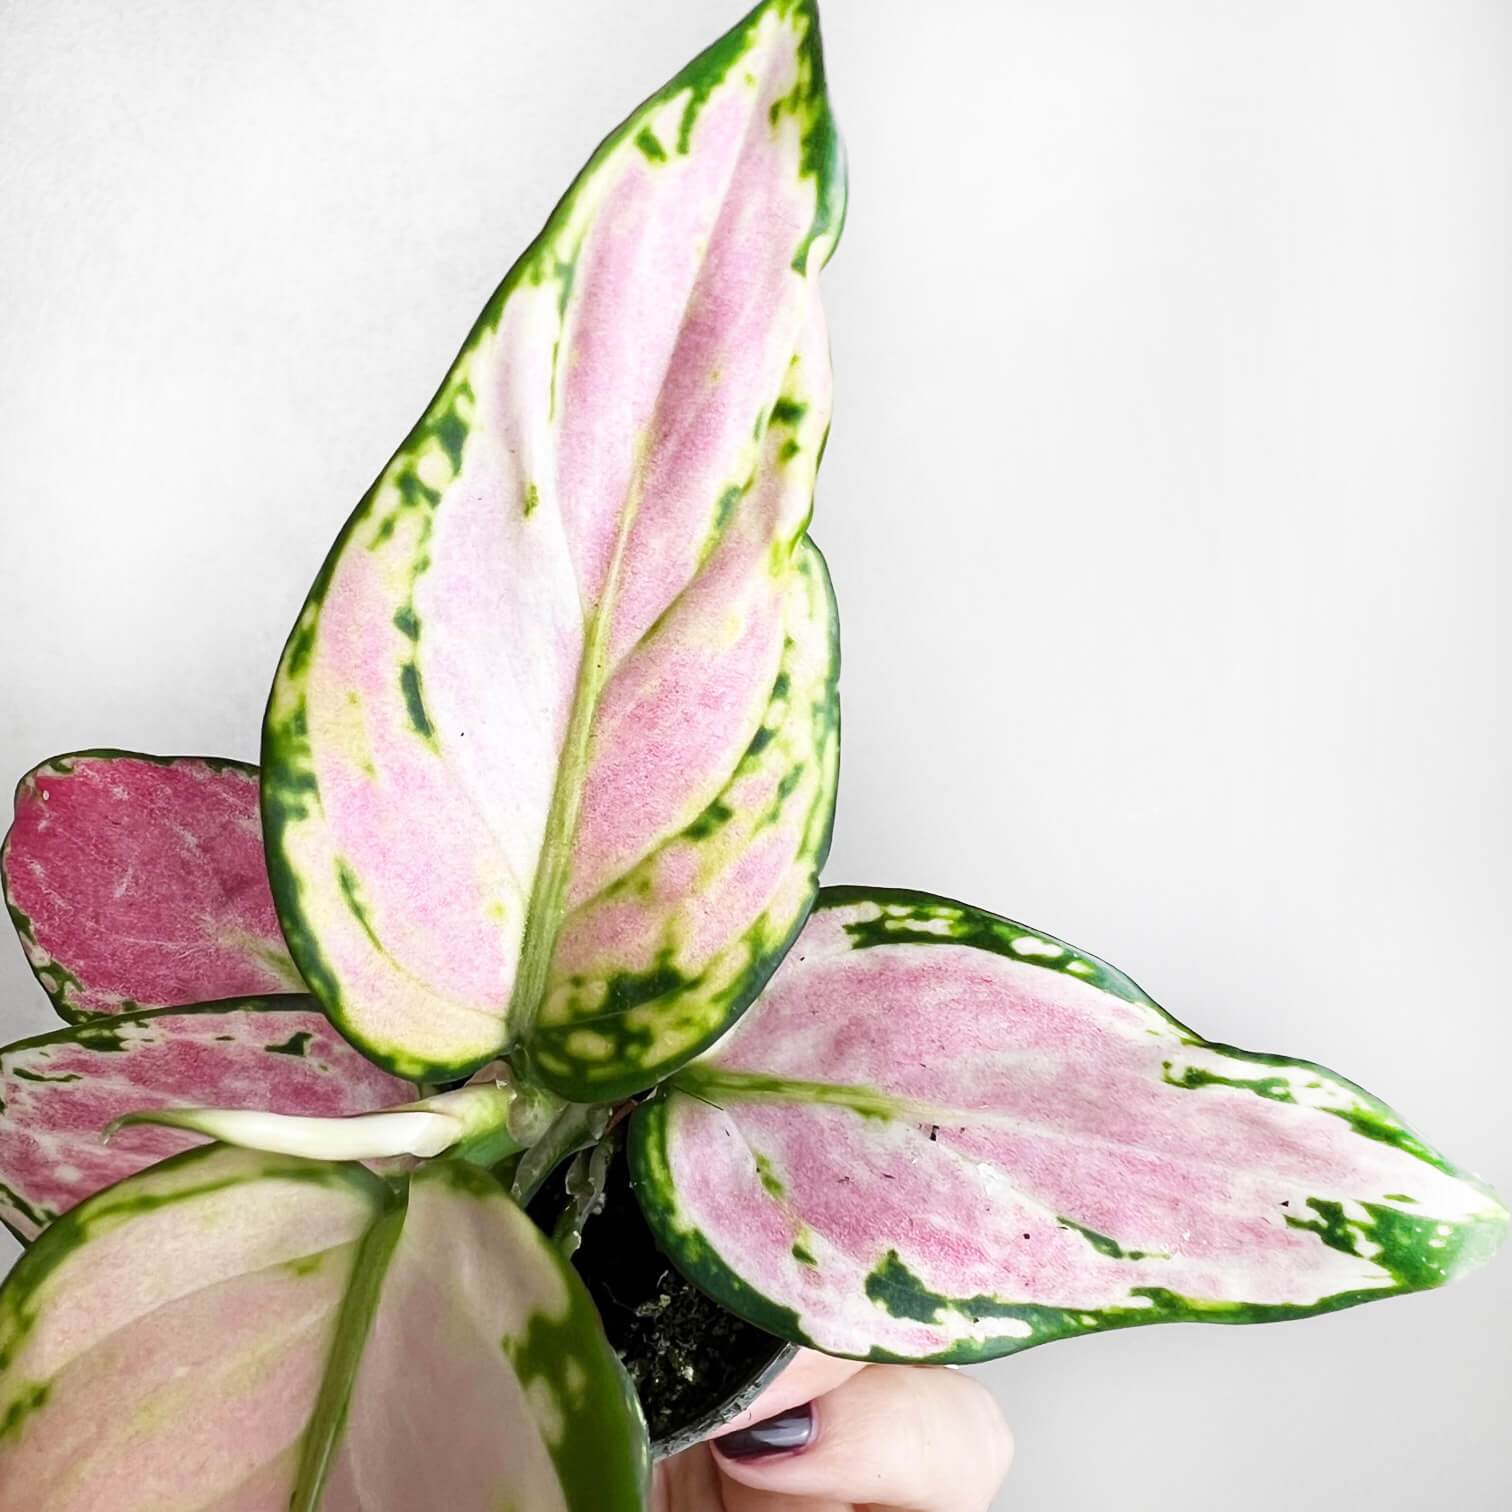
[632,888,1507,1362]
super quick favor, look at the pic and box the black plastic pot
[529,1139,795,1458]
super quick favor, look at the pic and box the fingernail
[713,1402,816,1461]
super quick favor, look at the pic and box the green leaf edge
[260,0,845,1085]
[0,993,334,1065]
[628,885,1509,1365]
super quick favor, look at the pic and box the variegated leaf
[0,1148,650,1510]
[261,0,845,1096]
[0,999,410,1242]
[2,752,302,1020]
[631,888,1508,1362]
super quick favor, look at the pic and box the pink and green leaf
[2,752,302,1021]
[0,1148,649,1510]
[631,887,1508,1363]
[261,0,844,1095]
[0,998,410,1242]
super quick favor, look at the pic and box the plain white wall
[1,3,1507,1507]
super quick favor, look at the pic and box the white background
[2,2,1508,1507]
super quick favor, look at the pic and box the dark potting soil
[528,1138,790,1448]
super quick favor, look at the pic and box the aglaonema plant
[0,4,1503,1508]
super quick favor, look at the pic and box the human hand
[652,1349,1014,1512]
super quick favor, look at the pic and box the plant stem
[511,1101,613,1207]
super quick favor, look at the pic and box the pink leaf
[631,888,1507,1361]
[261,0,844,1095]
[0,998,410,1241]
[3,751,302,1020]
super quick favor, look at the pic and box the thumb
[710,1364,1013,1512]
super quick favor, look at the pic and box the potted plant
[0,3,1502,1507]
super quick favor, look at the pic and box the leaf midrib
[505,69,781,1048]
[505,438,648,1048]
[290,1191,408,1511]
[669,1065,1399,1184]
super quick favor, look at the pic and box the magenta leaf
[0,998,410,1242]
[261,0,844,1096]
[2,751,302,1021]
[0,1148,649,1510]
[630,888,1508,1362]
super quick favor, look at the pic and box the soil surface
[529,1138,790,1449]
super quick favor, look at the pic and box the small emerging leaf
[0,1148,649,1510]
[553,1132,619,1261]
[261,0,845,1096]
[631,888,1507,1362]
[110,1078,563,1164]
[0,999,410,1242]
[2,751,301,1020]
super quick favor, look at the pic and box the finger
[711,1364,1014,1512]
[650,1444,722,1512]
[719,1349,866,1437]
[715,1401,854,1512]
[720,1486,852,1512]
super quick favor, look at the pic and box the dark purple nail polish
[713,1402,816,1461]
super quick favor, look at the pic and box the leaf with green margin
[0,1145,649,1510]
[630,887,1508,1362]
[260,0,845,1096]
